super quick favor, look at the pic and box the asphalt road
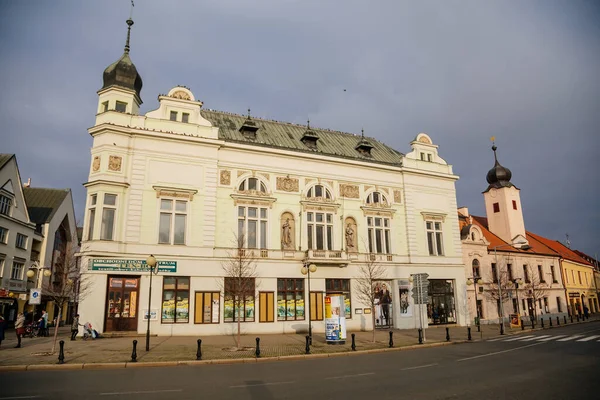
[1,322,599,400]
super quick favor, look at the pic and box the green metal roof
[23,187,70,224]
[200,110,404,166]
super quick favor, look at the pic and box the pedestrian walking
[38,310,48,337]
[71,314,82,341]
[584,305,589,319]
[0,315,6,348]
[15,312,25,348]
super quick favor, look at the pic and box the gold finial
[490,136,496,143]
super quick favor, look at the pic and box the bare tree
[522,263,549,321]
[354,253,387,342]
[41,243,90,354]
[220,233,258,349]
[484,265,512,321]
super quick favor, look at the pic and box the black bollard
[58,340,65,364]
[521,319,524,330]
[570,314,573,323]
[196,339,202,360]
[549,317,552,327]
[564,316,567,324]
[446,327,450,342]
[467,327,472,341]
[131,340,138,362]
[541,318,545,328]
[531,319,535,329]
[418,328,423,344]
[389,331,394,348]
[576,314,580,322]
[557,316,560,326]
[351,333,356,351]
[255,337,261,358]
[305,335,310,355]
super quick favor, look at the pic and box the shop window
[0,226,7,244]
[11,261,24,280]
[238,206,267,249]
[87,194,97,240]
[161,277,189,323]
[428,279,456,324]
[307,211,333,250]
[224,277,255,322]
[277,278,305,321]
[367,216,391,254]
[100,194,117,241]
[425,220,444,256]
[194,292,220,324]
[159,199,187,245]
[259,292,275,322]
[325,279,351,319]
[310,292,324,321]
[115,101,127,113]
[0,194,12,216]
[493,203,500,213]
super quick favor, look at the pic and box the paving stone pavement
[0,318,596,366]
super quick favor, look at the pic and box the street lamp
[493,241,531,335]
[467,276,484,332]
[145,254,159,352]
[301,263,317,344]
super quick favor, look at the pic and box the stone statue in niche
[281,218,293,249]
[345,223,356,251]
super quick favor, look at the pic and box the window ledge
[421,211,447,222]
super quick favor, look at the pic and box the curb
[0,339,467,372]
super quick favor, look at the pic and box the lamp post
[301,263,317,344]
[467,276,483,332]
[26,265,51,324]
[493,242,531,335]
[145,254,158,352]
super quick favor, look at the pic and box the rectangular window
[472,266,480,278]
[578,271,582,284]
[277,278,305,321]
[427,153,432,162]
[523,265,530,283]
[493,203,500,213]
[538,265,545,283]
[259,292,275,323]
[325,279,351,319]
[102,101,109,112]
[0,258,4,278]
[0,226,7,244]
[550,265,557,283]
[522,299,526,312]
[492,263,498,283]
[100,194,117,240]
[170,111,178,121]
[161,277,190,323]
[224,277,255,322]
[11,261,24,280]
[512,200,517,210]
[426,220,444,256]
[543,297,549,312]
[115,101,127,113]
[538,298,543,310]
[238,206,267,249]
[556,297,562,312]
[368,217,391,254]
[182,113,189,123]
[307,212,333,250]
[420,152,425,160]
[571,270,575,284]
[512,298,518,313]
[0,195,12,216]
[15,233,27,249]
[194,292,220,324]
[87,194,97,240]
[476,299,483,319]
[158,199,187,245]
[507,264,513,281]
[310,292,324,321]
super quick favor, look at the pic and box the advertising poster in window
[296,298,305,318]
[211,299,219,323]
[162,298,175,322]
[245,298,255,320]
[224,299,234,322]
[324,295,347,343]
[277,298,286,320]
[397,279,412,317]
[286,298,296,319]
[176,297,189,323]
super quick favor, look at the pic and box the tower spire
[490,136,498,164]
[124,18,134,54]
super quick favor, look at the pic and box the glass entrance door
[105,276,140,331]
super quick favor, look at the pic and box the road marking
[456,342,545,362]
[230,381,295,389]
[0,396,41,400]
[557,335,584,342]
[401,363,438,371]
[100,390,182,396]
[576,335,600,342]
[325,372,375,380]
[538,335,566,341]
[503,335,535,342]
[522,335,550,341]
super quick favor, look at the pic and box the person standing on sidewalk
[38,310,48,337]
[15,312,25,348]
[0,315,6,348]
[70,314,82,341]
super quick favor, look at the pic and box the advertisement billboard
[325,295,347,344]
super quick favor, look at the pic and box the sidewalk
[1,317,596,369]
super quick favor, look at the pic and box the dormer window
[355,130,374,157]
[102,101,109,113]
[182,113,189,123]
[0,194,12,216]
[427,154,432,162]
[115,101,127,113]
[301,121,319,150]
[170,111,178,121]
[366,191,387,205]
[239,110,259,140]
[239,177,267,193]
[307,185,331,199]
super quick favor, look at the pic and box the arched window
[472,259,480,278]
[238,177,267,193]
[471,232,475,241]
[307,184,331,199]
[366,191,387,205]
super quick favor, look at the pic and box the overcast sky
[1,0,598,256]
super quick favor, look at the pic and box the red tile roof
[527,232,593,267]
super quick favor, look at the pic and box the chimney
[23,178,31,188]
[458,206,469,217]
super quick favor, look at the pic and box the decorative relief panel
[237,170,248,178]
[220,170,231,186]
[171,90,191,100]
[92,156,100,172]
[305,178,317,186]
[393,190,402,203]
[258,172,270,181]
[108,156,122,172]
[418,136,432,144]
[340,184,359,198]
[364,185,374,192]
[276,177,299,192]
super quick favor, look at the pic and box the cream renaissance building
[78,19,467,336]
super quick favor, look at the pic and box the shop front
[427,279,456,325]
[105,276,140,331]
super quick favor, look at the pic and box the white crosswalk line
[576,335,600,342]
[487,338,506,342]
[557,335,584,342]
[538,335,566,341]
[503,335,535,342]
[522,335,550,341]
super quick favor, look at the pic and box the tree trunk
[51,308,62,354]
[371,306,376,342]
[236,302,241,349]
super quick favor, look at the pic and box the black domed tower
[482,140,527,245]
[96,18,143,116]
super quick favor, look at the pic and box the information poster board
[325,295,347,344]
[510,313,520,328]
